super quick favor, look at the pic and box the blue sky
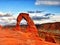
[0,0,60,16]
[0,0,38,15]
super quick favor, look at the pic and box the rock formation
[40,22,60,30]
[0,13,59,45]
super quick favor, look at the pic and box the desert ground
[3,24,60,44]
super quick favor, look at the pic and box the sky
[0,0,60,15]
[0,0,60,25]
[0,0,37,16]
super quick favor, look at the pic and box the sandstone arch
[16,13,38,35]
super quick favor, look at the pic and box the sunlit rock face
[39,22,60,30]
[0,13,59,45]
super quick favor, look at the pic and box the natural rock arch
[15,13,38,35]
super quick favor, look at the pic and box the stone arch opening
[19,18,28,31]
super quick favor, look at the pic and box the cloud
[30,12,54,20]
[28,10,43,13]
[35,0,60,5]
[29,12,60,24]
[44,13,55,17]
[29,12,45,18]
[32,16,49,20]
[0,12,12,17]
[50,15,60,22]
[0,12,17,26]
[34,19,56,24]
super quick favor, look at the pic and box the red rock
[40,22,60,30]
[0,13,59,45]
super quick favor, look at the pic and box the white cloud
[0,12,12,17]
[29,12,60,24]
[34,19,56,24]
[0,12,17,26]
[35,0,60,5]
[50,15,60,22]
[0,12,6,15]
